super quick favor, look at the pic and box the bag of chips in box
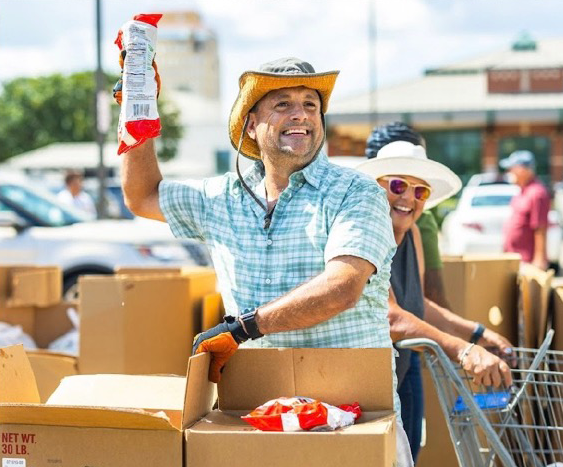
[242,396,361,432]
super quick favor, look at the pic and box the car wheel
[63,269,112,301]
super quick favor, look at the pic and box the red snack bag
[242,397,362,432]
[114,13,162,155]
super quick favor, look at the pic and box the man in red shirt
[501,150,550,270]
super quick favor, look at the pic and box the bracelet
[459,343,475,367]
[470,323,486,344]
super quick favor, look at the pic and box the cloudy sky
[1,0,563,119]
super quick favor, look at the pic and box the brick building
[327,34,563,186]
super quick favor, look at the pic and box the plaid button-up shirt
[160,152,399,411]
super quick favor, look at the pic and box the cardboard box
[114,266,217,334]
[79,274,210,375]
[26,350,78,403]
[517,264,554,349]
[0,345,185,466]
[0,265,61,308]
[184,348,397,467]
[441,254,520,343]
[552,287,563,351]
[0,301,75,349]
[201,292,224,331]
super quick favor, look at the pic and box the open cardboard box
[184,348,397,467]
[0,345,186,466]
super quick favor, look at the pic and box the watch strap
[470,323,486,344]
[240,309,264,340]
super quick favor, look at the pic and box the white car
[0,174,210,294]
[440,183,561,265]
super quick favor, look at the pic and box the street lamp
[94,0,109,218]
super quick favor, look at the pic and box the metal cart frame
[397,329,563,467]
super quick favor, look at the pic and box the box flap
[218,348,393,411]
[183,353,216,429]
[293,348,393,411]
[0,404,177,430]
[218,349,295,410]
[26,350,78,403]
[0,345,40,404]
[46,374,186,429]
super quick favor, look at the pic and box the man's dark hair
[365,122,425,159]
[64,170,83,186]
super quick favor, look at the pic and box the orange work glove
[192,313,263,383]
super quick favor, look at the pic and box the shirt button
[266,239,273,246]
[265,278,271,284]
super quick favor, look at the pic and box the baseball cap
[499,150,536,170]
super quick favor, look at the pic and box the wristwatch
[470,323,486,344]
[240,309,264,340]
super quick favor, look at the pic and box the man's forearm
[532,227,547,268]
[255,256,373,334]
[121,139,164,221]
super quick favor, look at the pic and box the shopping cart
[396,329,563,467]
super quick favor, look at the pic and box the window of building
[420,129,482,185]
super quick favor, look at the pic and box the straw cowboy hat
[229,57,339,160]
[355,140,462,209]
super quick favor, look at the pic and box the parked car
[0,174,211,296]
[465,172,510,187]
[440,183,562,267]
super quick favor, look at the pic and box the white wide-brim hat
[355,141,462,209]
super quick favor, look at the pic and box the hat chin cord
[235,116,275,229]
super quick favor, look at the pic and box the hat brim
[229,71,339,160]
[355,157,462,209]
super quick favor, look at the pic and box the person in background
[359,122,514,463]
[57,170,97,216]
[500,150,550,270]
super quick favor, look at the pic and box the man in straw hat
[357,122,514,462]
[121,56,413,464]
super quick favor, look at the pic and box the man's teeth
[395,206,412,212]
[283,129,307,135]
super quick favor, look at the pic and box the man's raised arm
[121,139,165,222]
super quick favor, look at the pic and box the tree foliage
[0,71,183,163]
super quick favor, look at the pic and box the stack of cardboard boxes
[0,266,79,402]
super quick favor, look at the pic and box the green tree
[0,71,183,162]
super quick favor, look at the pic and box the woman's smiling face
[378,174,430,236]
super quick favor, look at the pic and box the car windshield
[470,195,513,207]
[0,182,94,226]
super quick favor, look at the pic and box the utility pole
[368,0,377,129]
[94,0,109,218]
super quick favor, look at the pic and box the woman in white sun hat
[356,122,515,463]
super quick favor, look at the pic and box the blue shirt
[160,152,396,346]
[159,151,399,412]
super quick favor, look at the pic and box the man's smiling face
[247,86,324,166]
